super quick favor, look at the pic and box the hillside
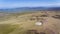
[0,11,60,34]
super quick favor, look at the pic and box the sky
[0,0,60,8]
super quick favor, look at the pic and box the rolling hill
[0,11,60,34]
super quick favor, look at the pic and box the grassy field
[0,11,60,34]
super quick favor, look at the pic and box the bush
[26,30,38,34]
[40,15,48,17]
[52,15,60,19]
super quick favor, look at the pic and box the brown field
[0,11,60,34]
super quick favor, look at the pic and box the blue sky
[0,0,60,8]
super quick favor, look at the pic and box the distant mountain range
[0,7,60,13]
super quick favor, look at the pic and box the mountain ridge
[0,7,60,13]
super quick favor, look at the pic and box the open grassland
[0,11,60,34]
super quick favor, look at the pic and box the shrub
[52,15,60,19]
[40,15,48,17]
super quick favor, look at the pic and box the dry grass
[0,11,60,34]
